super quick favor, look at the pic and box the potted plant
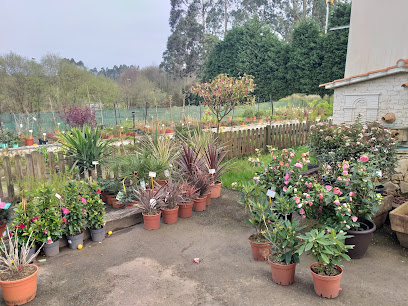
[0,230,43,305]
[179,183,199,218]
[161,179,183,224]
[264,195,305,285]
[25,130,34,146]
[203,142,232,198]
[97,179,122,204]
[190,169,212,212]
[62,180,86,249]
[34,185,64,257]
[134,186,165,230]
[389,201,408,248]
[84,182,106,242]
[297,228,353,299]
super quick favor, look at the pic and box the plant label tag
[376,170,382,177]
[20,124,23,128]
[164,170,170,177]
[140,180,146,189]
[55,193,62,200]
[266,190,276,198]
[92,161,99,165]
[33,117,37,121]
[169,163,173,168]
[149,172,157,178]
[150,198,157,208]
[209,169,216,174]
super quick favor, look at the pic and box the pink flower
[342,164,349,170]
[349,197,353,202]
[283,173,289,181]
[44,230,48,234]
[284,180,289,185]
[337,177,342,181]
[96,189,101,195]
[343,171,348,175]
[62,208,70,214]
[302,215,306,219]
[297,238,302,241]
[297,204,302,208]
[294,197,300,204]
[283,186,288,192]
[253,177,260,183]
[290,152,295,158]
[295,163,303,168]
[299,208,305,215]
[47,237,52,244]
[352,216,358,222]
[334,200,341,205]
[333,187,342,195]
[319,193,323,200]
[349,192,356,197]
[61,217,67,223]
[81,198,87,203]
[325,185,332,191]
[360,155,369,162]
[346,225,351,229]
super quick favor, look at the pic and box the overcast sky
[0,0,171,69]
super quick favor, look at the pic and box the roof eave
[321,67,408,89]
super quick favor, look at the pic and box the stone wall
[332,73,408,125]
[387,153,408,194]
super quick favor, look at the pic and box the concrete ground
[7,189,408,306]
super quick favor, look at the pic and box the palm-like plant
[203,143,233,183]
[58,125,112,175]
[162,179,184,209]
[176,142,205,180]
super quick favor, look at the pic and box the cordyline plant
[191,73,255,133]
[134,185,166,215]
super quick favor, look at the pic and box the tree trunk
[303,0,307,19]
[224,0,228,35]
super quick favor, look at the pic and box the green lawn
[222,145,317,189]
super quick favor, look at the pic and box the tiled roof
[320,59,408,89]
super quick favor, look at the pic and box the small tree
[191,73,255,133]
[60,106,96,128]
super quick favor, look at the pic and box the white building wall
[344,0,408,78]
[332,73,408,126]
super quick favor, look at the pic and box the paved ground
[7,188,408,306]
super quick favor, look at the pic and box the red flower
[61,217,67,223]
[19,223,25,229]
[96,189,101,195]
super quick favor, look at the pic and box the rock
[392,173,404,181]
[400,181,408,194]
[385,181,400,193]
[395,159,408,173]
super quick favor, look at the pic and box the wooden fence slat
[58,151,65,174]
[14,155,23,180]
[0,174,4,198]
[3,156,15,200]
[48,152,56,175]
[32,152,42,180]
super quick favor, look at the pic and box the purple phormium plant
[203,143,233,183]
[60,106,97,128]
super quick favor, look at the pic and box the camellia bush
[191,73,255,133]
[309,120,398,178]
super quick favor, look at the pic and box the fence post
[3,156,15,201]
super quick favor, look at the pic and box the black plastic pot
[346,220,376,259]
[375,184,386,195]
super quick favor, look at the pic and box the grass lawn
[221,145,317,189]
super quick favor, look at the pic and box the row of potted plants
[234,146,385,299]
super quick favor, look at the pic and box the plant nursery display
[134,186,165,230]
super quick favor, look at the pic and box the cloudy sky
[0,0,171,69]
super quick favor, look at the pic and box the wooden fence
[218,121,312,158]
[0,121,317,201]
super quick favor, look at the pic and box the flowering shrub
[83,181,106,230]
[295,156,382,231]
[309,121,398,178]
[10,199,40,247]
[62,180,86,236]
[256,147,310,195]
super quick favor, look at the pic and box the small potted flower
[297,228,353,299]
[62,180,87,249]
[134,186,165,230]
[25,130,34,146]
[264,195,305,286]
[0,230,43,305]
[190,169,212,211]
[84,182,106,242]
[161,179,183,224]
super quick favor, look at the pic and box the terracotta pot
[193,197,206,212]
[112,201,124,209]
[160,130,165,134]
[126,201,138,207]
[106,195,116,205]
[252,116,256,120]
[257,119,264,123]
[156,179,167,186]
[241,122,245,126]
[345,220,376,259]
[162,206,179,224]
[0,264,39,305]
[165,128,174,133]
[143,211,161,230]
[178,202,193,218]
[25,138,34,146]
[0,222,7,238]
[248,234,271,261]
[101,192,113,203]
[381,113,396,123]
[210,181,222,198]
[268,258,296,286]
[310,263,343,299]
[228,116,232,121]
[246,118,252,122]
[206,192,211,205]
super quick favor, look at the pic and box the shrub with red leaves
[60,106,96,128]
